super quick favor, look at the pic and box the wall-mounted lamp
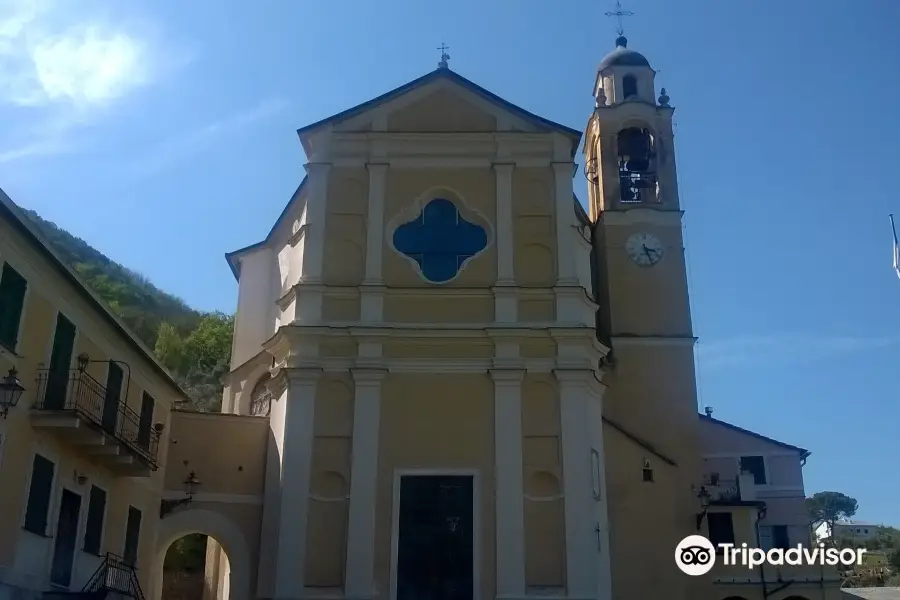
[153,423,165,434]
[74,471,88,486]
[0,368,25,419]
[159,470,201,518]
[695,485,712,531]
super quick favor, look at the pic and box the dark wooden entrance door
[45,314,76,409]
[101,362,123,434]
[396,475,474,600]
[50,489,82,587]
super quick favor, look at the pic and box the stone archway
[152,509,251,600]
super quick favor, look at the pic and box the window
[707,512,734,547]
[0,263,27,351]
[642,467,654,482]
[137,392,155,449]
[739,455,767,485]
[250,374,272,416]
[761,525,790,550]
[864,529,869,534]
[83,486,107,555]
[590,449,602,499]
[123,506,142,566]
[24,454,55,535]
[622,74,638,99]
[392,198,488,284]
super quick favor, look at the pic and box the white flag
[891,215,900,280]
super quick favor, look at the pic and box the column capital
[273,367,323,389]
[552,368,598,385]
[352,368,389,384]
[304,162,332,175]
[551,161,576,177]
[492,162,516,173]
[365,162,389,173]
[489,368,525,385]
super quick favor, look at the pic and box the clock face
[625,232,665,267]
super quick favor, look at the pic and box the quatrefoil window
[392,198,488,284]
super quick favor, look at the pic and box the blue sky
[1,0,898,526]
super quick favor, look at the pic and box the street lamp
[0,368,25,419]
[159,471,201,518]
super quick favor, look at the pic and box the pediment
[298,69,581,141]
[334,78,537,134]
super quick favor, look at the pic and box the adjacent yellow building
[0,35,846,600]
[0,191,188,600]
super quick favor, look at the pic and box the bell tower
[585,27,706,600]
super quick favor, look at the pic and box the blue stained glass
[393,198,488,283]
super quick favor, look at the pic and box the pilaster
[555,368,611,600]
[493,162,517,323]
[363,163,388,284]
[344,368,387,600]
[270,367,322,599]
[552,162,578,285]
[300,163,331,284]
[490,368,526,598]
[361,162,388,323]
[493,162,515,284]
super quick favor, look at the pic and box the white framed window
[738,455,768,485]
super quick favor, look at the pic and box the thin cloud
[0,0,154,107]
[0,137,69,163]
[697,334,900,371]
[128,97,289,177]
[0,0,187,166]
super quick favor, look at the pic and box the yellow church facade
[0,36,846,600]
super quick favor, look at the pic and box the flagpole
[891,215,900,280]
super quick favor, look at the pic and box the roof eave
[293,68,583,157]
[699,413,809,456]
[0,189,190,402]
[223,178,308,282]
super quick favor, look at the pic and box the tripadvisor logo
[674,535,866,576]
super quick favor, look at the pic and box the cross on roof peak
[437,43,450,69]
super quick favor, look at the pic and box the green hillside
[22,209,233,412]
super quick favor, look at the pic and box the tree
[890,548,900,571]
[154,313,234,412]
[806,491,859,538]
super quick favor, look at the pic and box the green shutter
[0,263,27,350]
[44,314,76,410]
[123,506,142,566]
[83,486,107,554]
[137,392,155,449]
[24,454,55,534]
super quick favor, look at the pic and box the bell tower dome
[594,35,656,106]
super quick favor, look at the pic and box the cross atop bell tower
[604,0,634,37]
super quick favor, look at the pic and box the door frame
[389,468,480,600]
[48,485,85,589]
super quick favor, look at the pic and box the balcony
[31,369,159,477]
[703,473,764,506]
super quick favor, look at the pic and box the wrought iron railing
[703,476,743,502]
[82,553,145,600]
[34,369,159,469]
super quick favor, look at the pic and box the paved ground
[843,588,900,600]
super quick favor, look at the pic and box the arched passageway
[152,509,251,600]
